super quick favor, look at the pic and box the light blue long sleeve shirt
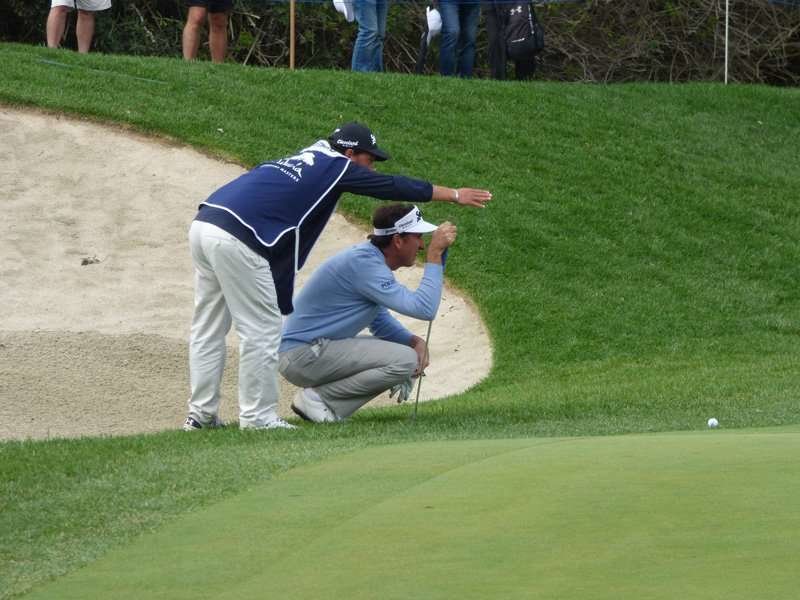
[279,242,444,352]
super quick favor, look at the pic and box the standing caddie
[184,122,491,431]
[279,203,456,422]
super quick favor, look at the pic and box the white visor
[373,206,438,236]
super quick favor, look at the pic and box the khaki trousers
[279,337,418,419]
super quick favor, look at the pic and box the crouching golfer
[185,123,491,431]
[279,204,455,422]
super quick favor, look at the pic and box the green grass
[21,430,800,599]
[1,42,800,598]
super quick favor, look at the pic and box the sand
[0,108,492,440]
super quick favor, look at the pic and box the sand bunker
[0,108,492,440]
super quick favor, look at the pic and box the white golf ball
[707,418,719,428]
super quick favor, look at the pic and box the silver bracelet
[453,189,459,203]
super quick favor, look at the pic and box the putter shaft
[412,319,434,421]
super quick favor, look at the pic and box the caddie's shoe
[182,416,203,431]
[291,388,338,423]
[263,418,297,430]
[182,415,225,431]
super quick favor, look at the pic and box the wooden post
[290,0,296,70]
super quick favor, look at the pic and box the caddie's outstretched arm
[334,162,491,209]
[431,185,492,208]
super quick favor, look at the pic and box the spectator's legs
[438,0,460,76]
[455,2,480,78]
[485,1,507,80]
[352,0,382,72]
[75,10,95,54]
[514,57,536,81]
[46,6,70,49]
[208,11,229,64]
[183,5,208,60]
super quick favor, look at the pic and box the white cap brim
[403,219,437,234]
[372,205,438,236]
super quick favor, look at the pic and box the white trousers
[188,221,282,428]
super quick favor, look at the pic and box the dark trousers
[439,0,482,77]
[484,0,537,81]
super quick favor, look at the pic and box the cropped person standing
[485,0,508,80]
[182,0,231,64]
[184,122,492,431]
[351,0,388,72]
[46,0,112,53]
[486,0,541,81]
[438,0,481,77]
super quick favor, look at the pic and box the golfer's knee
[277,354,299,383]
[392,346,418,379]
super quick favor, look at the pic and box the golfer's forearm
[426,249,445,264]
[377,264,443,321]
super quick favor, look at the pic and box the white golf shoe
[239,417,298,431]
[263,418,297,430]
[291,388,338,423]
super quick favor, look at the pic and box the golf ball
[707,418,719,428]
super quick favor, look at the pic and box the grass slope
[23,430,800,599]
[1,43,799,597]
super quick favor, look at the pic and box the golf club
[411,248,448,421]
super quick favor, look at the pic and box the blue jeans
[351,0,388,72]
[438,0,480,77]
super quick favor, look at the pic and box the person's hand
[389,377,415,403]
[455,188,492,208]
[432,185,492,207]
[427,222,456,263]
[410,335,430,376]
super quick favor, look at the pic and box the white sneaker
[291,388,338,423]
[263,418,297,430]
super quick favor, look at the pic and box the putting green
[25,431,800,599]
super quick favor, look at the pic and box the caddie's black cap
[328,122,390,161]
